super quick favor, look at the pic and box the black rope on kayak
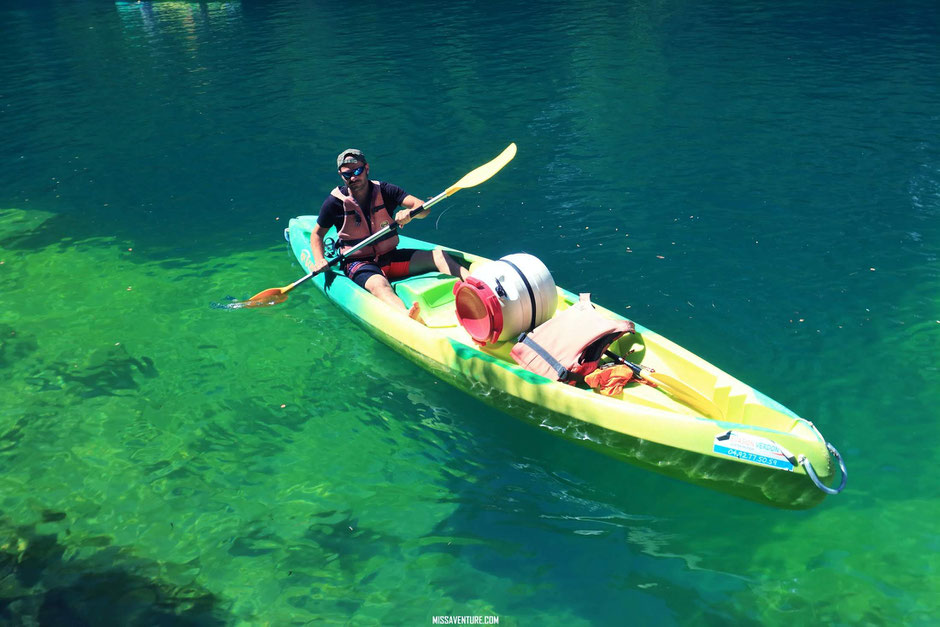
[800,442,847,495]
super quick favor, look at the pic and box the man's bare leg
[363,274,424,323]
[409,249,469,279]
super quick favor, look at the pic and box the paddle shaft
[605,352,648,381]
[281,212,420,294]
[250,201,445,302]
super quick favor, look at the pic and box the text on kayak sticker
[713,430,794,471]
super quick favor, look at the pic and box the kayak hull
[286,216,843,509]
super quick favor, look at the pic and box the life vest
[332,181,399,259]
[510,294,635,383]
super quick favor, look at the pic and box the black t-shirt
[316,181,408,230]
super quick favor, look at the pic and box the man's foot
[407,302,425,325]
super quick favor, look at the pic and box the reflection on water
[211,293,288,309]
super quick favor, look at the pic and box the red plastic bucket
[453,277,504,345]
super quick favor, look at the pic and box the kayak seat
[393,274,459,328]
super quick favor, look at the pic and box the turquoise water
[1,1,937,624]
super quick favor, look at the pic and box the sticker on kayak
[713,431,794,471]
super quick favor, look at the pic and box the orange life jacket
[510,294,635,383]
[332,181,399,259]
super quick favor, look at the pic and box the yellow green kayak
[285,216,846,509]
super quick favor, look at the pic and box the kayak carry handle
[799,442,847,495]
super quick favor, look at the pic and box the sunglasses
[340,165,365,180]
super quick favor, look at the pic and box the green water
[1,1,938,624]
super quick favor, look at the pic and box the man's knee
[364,274,394,295]
[408,250,434,273]
[432,248,448,266]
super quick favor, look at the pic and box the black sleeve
[317,194,343,230]
[380,181,409,208]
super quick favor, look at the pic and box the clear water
[1,1,937,624]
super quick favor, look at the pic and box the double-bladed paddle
[605,351,725,420]
[243,142,517,307]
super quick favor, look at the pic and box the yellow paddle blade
[647,372,725,420]
[444,142,517,196]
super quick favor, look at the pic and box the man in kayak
[310,149,469,322]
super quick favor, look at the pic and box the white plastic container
[453,253,557,345]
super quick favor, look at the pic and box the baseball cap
[336,149,366,169]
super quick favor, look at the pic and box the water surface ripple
[1,1,938,624]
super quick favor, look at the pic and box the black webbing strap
[501,258,538,332]
[518,332,570,381]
